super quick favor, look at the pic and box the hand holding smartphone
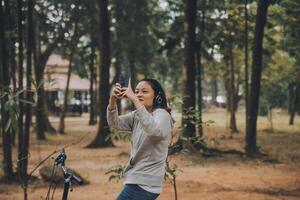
[118,74,130,88]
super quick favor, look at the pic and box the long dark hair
[140,78,171,113]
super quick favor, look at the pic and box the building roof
[46,54,70,67]
[44,54,90,91]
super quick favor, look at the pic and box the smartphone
[118,74,129,88]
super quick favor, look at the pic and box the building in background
[44,54,90,115]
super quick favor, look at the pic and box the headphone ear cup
[155,94,163,104]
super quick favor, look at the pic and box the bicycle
[46,148,83,200]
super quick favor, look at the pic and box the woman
[107,78,173,200]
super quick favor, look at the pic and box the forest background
[0,0,300,199]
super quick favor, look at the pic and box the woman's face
[135,81,155,110]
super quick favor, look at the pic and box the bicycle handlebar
[67,172,83,185]
[54,149,67,166]
[51,148,83,200]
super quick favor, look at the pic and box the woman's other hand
[122,78,135,100]
[122,78,143,110]
[111,83,126,100]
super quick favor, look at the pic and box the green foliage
[280,0,300,50]
[35,0,77,46]
[105,165,125,182]
[261,49,295,110]
[182,135,207,147]
[0,88,36,133]
[164,163,178,181]
[168,143,190,155]
[258,97,268,116]
[111,0,157,71]
[253,2,299,113]
[280,0,300,82]
[182,106,215,131]
[168,94,183,113]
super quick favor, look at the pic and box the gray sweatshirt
[106,106,173,188]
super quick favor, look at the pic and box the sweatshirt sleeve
[106,107,134,131]
[135,106,173,138]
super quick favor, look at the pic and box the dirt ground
[1,109,300,200]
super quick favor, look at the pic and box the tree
[228,47,239,133]
[244,0,250,137]
[209,1,247,135]
[34,0,85,139]
[0,0,14,181]
[261,50,294,131]
[246,0,271,156]
[87,0,99,125]
[88,33,97,125]
[226,2,250,134]
[111,0,156,85]
[87,0,113,147]
[17,0,25,178]
[34,0,78,139]
[58,3,80,134]
[22,0,34,198]
[280,0,300,125]
[181,0,197,145]
[195,0,206,137]
[289,83,300,125]
[4,0,18,145]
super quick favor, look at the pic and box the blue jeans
[116,184,160,200]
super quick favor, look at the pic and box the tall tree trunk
[245,0,249,139]
[195,42,203,137]
[35,74,56,135]
[9,11,18,145]
[235,72,242,112]
[33,10,47,140]
[229,48,238,133]
[17,0,25,179]
[59,20,79,134]
[35,51,58,137]
[129,58,137,87]
[22,0,34,198]
[89,39,97,125]
[87,0,113,148]
[95,64,99,114]
[288,83,294,114]
[224,59,230,113]
[211,78,218,106]
[195,0,205,138]
[0,0,14,180]
[268,105,273,132]
[89,7,97,125]
[35,82,48,139]
[289,82,300,125]
[246,0,270,156]
[181,0,197,146]
[58,55,73,134]
[6,0,17,93]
